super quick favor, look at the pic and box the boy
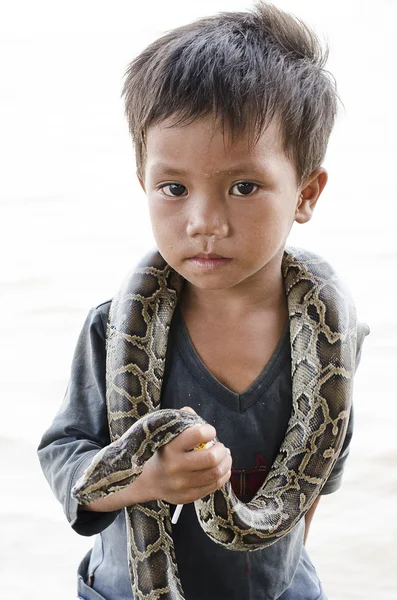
[38,3,368,599]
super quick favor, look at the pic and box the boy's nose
[186,197,229,240]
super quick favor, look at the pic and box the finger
[187,447,232,485]
[180,406,196,414]
[171,423,216,452]
[179,468,232,504]
[183,442,230,472]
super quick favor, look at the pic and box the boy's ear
[295,168,328,224]
[137,169,146,192]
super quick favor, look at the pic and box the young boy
[38,3,368,599]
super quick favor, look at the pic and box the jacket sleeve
[320,320,370,495]
[37,302,120,536]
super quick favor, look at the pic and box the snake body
[72,248,357,600]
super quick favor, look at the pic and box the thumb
[180,406,197,415]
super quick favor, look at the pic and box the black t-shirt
[38,301,367,600]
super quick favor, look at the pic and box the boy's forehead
[144,116,288,176]
[148,162,267,179]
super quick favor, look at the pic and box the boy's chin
[179,271,243,292]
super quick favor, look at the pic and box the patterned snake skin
[72,248,357,600]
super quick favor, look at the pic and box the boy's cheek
[149,201,184,232]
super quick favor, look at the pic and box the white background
[0,1,396,599]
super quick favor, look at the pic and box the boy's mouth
[187,253,232,270]
[193,252,228,259]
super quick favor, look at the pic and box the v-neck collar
[170,308,291,413]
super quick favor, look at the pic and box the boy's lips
[186,253,232,270]
[190,252,228,259]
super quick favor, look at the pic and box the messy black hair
[123,2,338,181]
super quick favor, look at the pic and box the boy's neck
[181,264,287,320]
[179,261,289,394]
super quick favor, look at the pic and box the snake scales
[72,247,357,600]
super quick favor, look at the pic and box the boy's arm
[37,304,119,536]
[82,423,231,513]
[303,496,321,544]
[38,304,232,527]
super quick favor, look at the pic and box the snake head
[71,442,139,505]
[71,408,209,505]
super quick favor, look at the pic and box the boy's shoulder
[87,300,112,336]
[95,299,112,313]
[356,320,370,366]
[357,321,370,343]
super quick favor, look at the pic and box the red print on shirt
[230,454,270,502]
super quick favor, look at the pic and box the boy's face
[140,116,325,292]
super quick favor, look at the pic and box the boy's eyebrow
[149,162,265,177]
[149,163,189,177]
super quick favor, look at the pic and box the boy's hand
[82,407,232,513]
[143,414,232,505]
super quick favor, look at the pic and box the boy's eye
[160,183,187,197]
[231,182,258,196]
